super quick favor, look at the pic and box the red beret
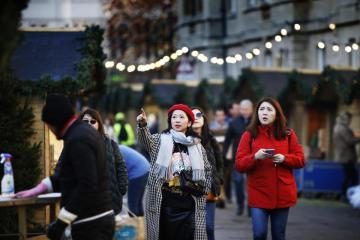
[168,104,195,124]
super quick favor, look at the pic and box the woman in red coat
[235,97,305,240]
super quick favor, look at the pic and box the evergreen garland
[317,66,351,104]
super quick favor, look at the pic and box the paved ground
[215,198,360,240]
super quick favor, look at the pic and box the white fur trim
[41,177,53,193]
[58,207,78,224]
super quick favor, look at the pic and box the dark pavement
[215,199,360,240]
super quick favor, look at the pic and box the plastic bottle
[1,153,14,196]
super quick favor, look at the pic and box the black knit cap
[42,94,75,130]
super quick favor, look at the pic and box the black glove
[46,219,68,240]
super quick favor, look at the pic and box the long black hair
[191,106,213,145]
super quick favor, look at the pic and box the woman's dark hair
[162,109,197,137]
[78,108,105,136]
[247,97,287,140]
[191,107,212,145]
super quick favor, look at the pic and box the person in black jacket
[16,94,114,240]
[223,99,253,216]
[192,107,224,240]
[79,108,128,214]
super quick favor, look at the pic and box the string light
[104,21,358,73]
[328,23,336,30]
[105,61,115,68]
[235,54,242,61]
[275,35,282,42]
[280,28,287,36]
[127,65,136,72]
[210,57,218,64]
[345,45,352,53]
[245,52,253,60]
[252,48,261,56]
[116,63,125,71]
[216,58,224,65]
[191,50,199,57]
[332,44,340,52]
[317,41,325,49]
[181,47,189,53]
[170,53,178,60]
[265,42,272,49]
[352,43,359,51]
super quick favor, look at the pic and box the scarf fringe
[154,163,168,180]
[192,169,205,181]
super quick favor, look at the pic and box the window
[348,51,359,68]
[226,0,237,15]
[276,48,289,68]
[183,0,203,16]
[264,50,272,67]
[317,47,326,70]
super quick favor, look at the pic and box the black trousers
[71,214,115,240]
[159,191,195,240]
[342,162,359,197]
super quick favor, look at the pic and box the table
[0,194,61,240]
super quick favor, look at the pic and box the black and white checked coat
[137,126,212,240]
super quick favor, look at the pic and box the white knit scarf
[154,129,205,181]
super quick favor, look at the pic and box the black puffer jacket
[51,120,112,219]
[203,135,224,196]
[105,137,128,214]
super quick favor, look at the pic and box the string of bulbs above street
[104,22,359,73]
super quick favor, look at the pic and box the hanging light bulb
[328,23,336,30]
[191,50,199,57]
[210,57,218,64]
[105,61,115,68]
[345,45,352,53]
[245,52,253,60]
[127,65,136,72]
[216,58,224,65]
[275,35,282,42]
[280,28,287,36]
[235,54,242,61]
[294,23,301,31]
[170,53,178,59]
[181,47,189,53]
[332,44,339,52]
[352,43,359,51]
[265,42,272,49]
[317,41,325,49]
[252,48,261,56]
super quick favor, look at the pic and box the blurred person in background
[192,107,223,240]
[79,108,128,215]
[333,112,360,202]
[223,99,253,215]
[119,144,150,216]
[114,112,136,147]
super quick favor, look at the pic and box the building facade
[175,0,360,80]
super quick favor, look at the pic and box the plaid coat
[137,126,212,240]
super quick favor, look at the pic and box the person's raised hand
[136,108,147,127]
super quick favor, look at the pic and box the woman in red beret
[235,97,305,240]
[136,104,212,240]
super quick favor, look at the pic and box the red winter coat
[235,126,305,209]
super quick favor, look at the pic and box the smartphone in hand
[264,149,275,156]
